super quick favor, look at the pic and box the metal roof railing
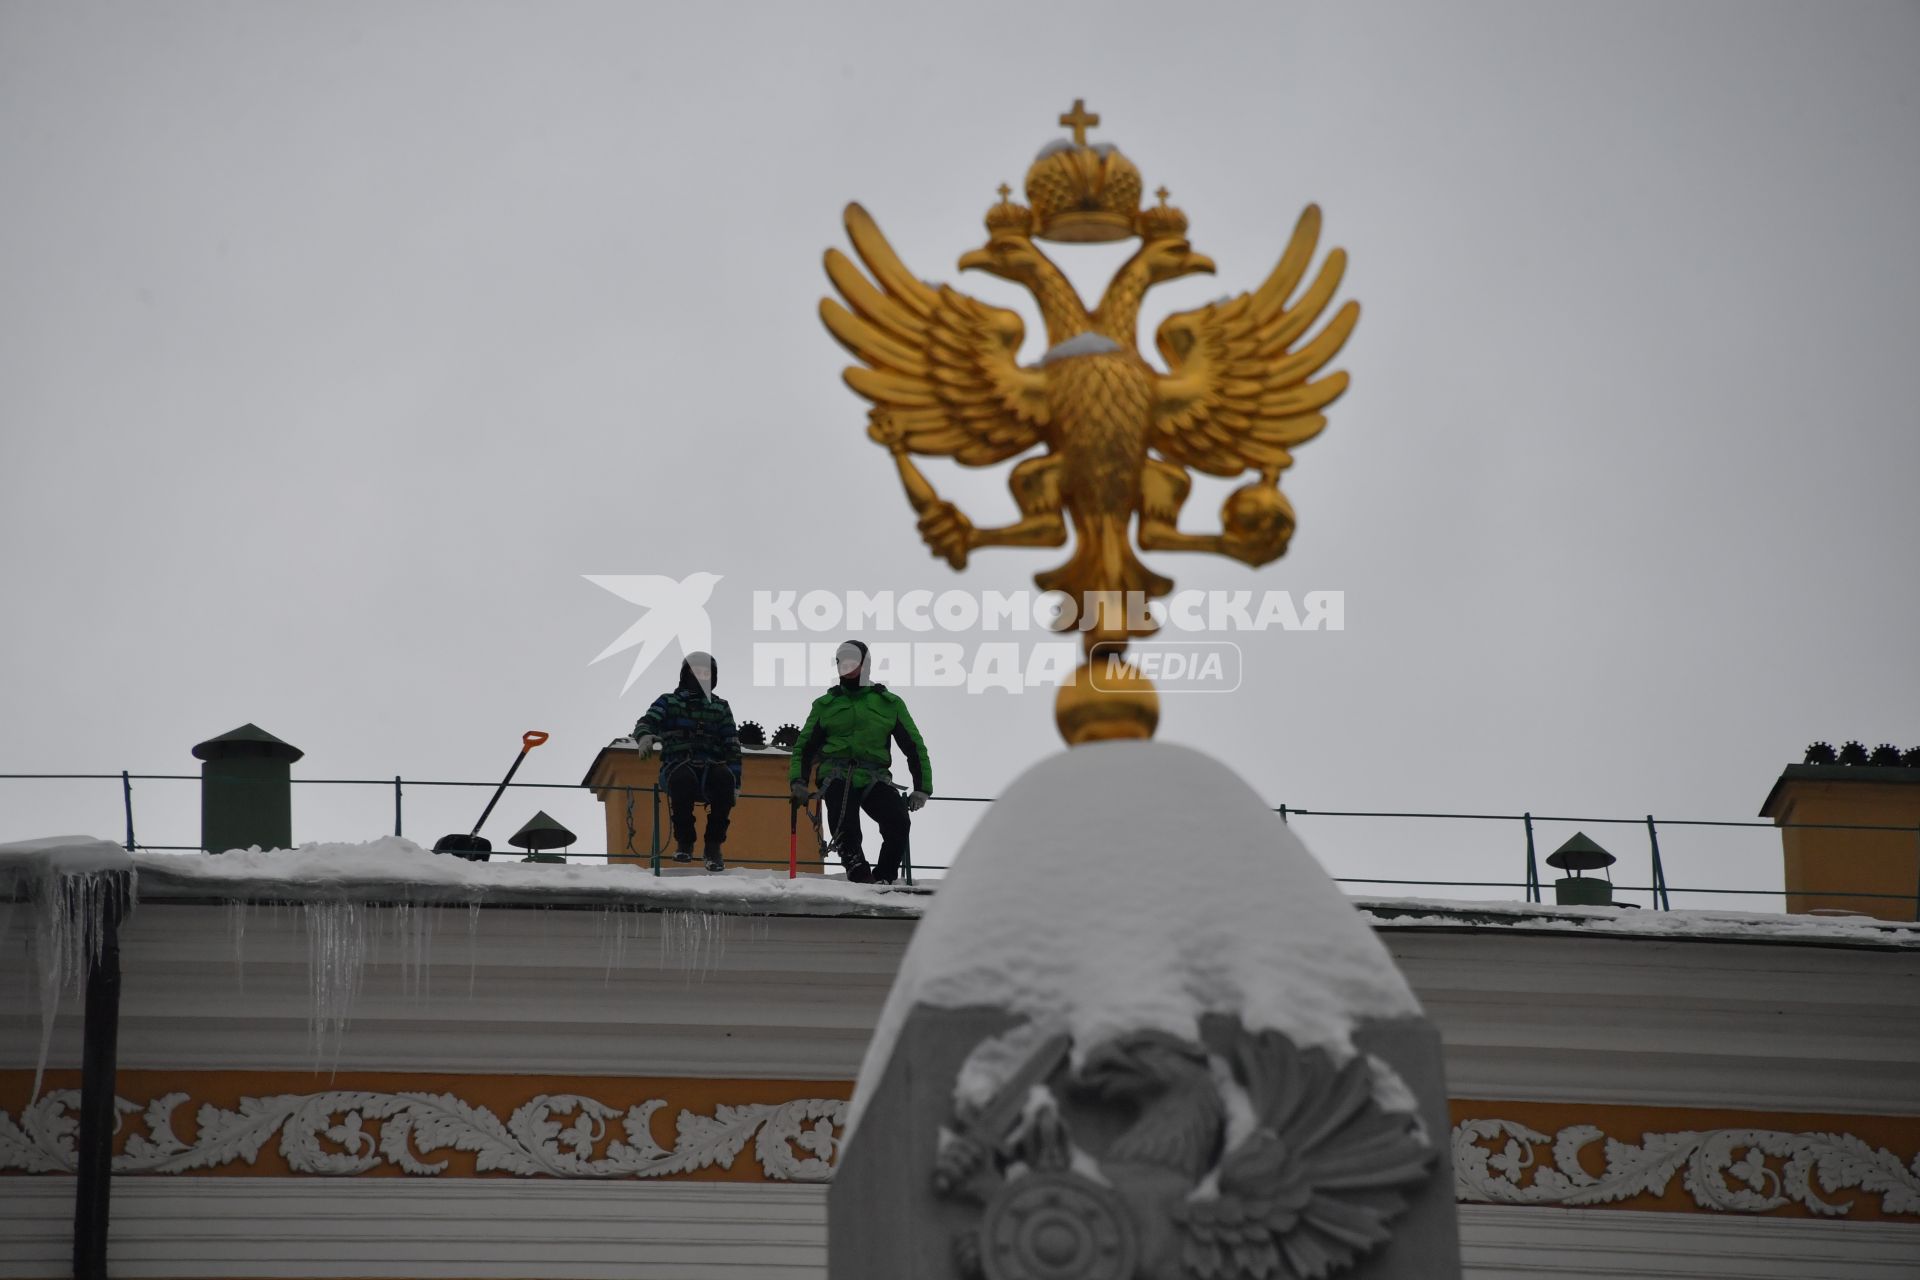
[4,770,1918,916]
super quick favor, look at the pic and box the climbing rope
[810,758,910,878]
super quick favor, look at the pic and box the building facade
[4,861,1917,1278]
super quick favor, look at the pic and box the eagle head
[958,232,1053,286]
[1138,234,1216,286]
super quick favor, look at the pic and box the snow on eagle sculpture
[828,744,1462,1280]
[821,100,1358,744]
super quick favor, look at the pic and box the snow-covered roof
[128,838,921,919]
[1360,896,1920,947]
[96,842,1919,948]
[0,835,133,892]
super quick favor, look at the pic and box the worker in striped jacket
[633,652,742,872]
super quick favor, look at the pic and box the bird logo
[584,571,722,694]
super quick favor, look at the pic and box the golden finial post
[1058,98,1099,145]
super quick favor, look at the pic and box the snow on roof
[846,742,1424,1135]
[115,841,1920,948]
[129,838,920,918]
[1363,896,1920,946]
[0,835,133,891]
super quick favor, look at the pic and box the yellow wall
[585,745,825,873]
[1763,770,1920,921]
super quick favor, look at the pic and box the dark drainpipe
[73,873,131,1280]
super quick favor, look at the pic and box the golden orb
[1223,481,1297,556]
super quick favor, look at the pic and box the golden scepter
[867,412,966,569]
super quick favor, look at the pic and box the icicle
[386,900,405,995]
[388,899,426,1001]
[599,904,646,980]
[23,860,137,1102]
[466,900,482,998]
[412,902,437,1002]
[388,898,438,1003]
[302,898,369,1071]
[658,909,733,982]
[227,899,249,995]
[597,905,616,980]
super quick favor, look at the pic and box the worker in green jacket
[788,639,931,884]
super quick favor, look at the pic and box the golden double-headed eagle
[820,101,1357,740]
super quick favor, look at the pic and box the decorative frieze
[0,1088,841,1182]
[1454,1118,1920,1219]
[7,1085,1919,1226]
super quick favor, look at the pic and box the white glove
[633,734,658,756]
[906,790,928,812]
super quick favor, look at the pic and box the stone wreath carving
[0,1089,841,1182]
[1453,1119,1920,1218]
[932,1015,1435,1280]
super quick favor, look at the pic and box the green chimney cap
[1546,831,1615,874]
[509,810,577,852]
[192,723,304,764]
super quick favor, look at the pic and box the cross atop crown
[1059,98,1100,146]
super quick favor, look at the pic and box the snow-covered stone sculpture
[829,743,1460,1279]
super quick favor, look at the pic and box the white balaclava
[835,640,872,685]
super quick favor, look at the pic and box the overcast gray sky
[3,1,1916,904]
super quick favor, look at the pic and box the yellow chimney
[1759,745,1920,921]
[582,741,825,874]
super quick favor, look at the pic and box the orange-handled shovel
[433,731,549,863]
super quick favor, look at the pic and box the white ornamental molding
[0,1089,841,1182]
[1453,1119,1920,1219]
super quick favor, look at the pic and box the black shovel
[433,730,548,862]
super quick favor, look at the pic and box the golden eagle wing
[820,203,1048,465]
[1151,204,1359,477]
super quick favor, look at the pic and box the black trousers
[822,778,911,881]
[664,765,735,852]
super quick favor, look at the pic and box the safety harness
[805,756,909,875]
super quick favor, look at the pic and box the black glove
[790,780,810,804]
